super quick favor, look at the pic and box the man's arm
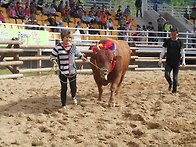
[159,47,167,61]
[181,48,186,65]
[158,47,166,67]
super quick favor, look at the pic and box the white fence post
[186,31,189,48]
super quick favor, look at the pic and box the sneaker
[62,106,66,109]
[172,90,177,95]
[72,97,77,105]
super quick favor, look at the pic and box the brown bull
[89,39,131,106]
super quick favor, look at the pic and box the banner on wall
[0,29,49,46]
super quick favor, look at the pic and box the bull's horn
[104,75,107,80]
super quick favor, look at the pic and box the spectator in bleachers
[75,5,85,18]
[25,19,34,30]
[0,10,5,23]
[49,4,57,16]
[15,2,20,12]
[117,24,125,40]
[30,0,37,7]
[88,23,100,35]
[126,18,133,30]
[62,8,71,25]
[107,18,114,30]
[183,10,190,23]
[57,0,64,13]
[142,25,146,31]
[132,24,143,42]
[136,25,145,40]
[70,2,78,18]
[49,19,58,32]
[135,0,142,17]
[163,19,172,36]
[118,14,126,27]
[43,4,50,15]
[89,11,96,23]
[157,15,166,36]
[191,27,196,48]
[69,0,75,9]
[116,5,122,20]
[100,11,107,29]
[107,18,114,35]
[57,19,64,32]
[37,0,44,12]
[9,5,18,19]
[29,0,37,15]
[147,21,157,44]
[192,4,196,13]
[124,5,131,17]
[94,11,101,28]
[89,6,96,16]
[82,11,92,26]
[75,20,85,34]
[153,0,159,12]
[52,0,58,11]
[101,4,111,16]
[30,13,37,23]
[0,0,10,9]
[78,0,84,6]
[24,6,30,20]
[64,1,69,10]
[91,2,99,14]
[190,5,196,20]
[45,14,55,24]
[17,6,25,21]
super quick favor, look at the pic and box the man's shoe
[172,90,177,95]
[168,84,172,91]
[72,97,77,105]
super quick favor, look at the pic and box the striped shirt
[50,43,83,75]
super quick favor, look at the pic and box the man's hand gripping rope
[52,60,59,75]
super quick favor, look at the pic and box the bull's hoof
[98,98,102,101]
[108,102,116,107]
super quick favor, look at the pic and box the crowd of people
[0,0,195,46]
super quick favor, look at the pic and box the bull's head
[90,42,117,80]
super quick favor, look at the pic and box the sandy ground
[0,70,196,147]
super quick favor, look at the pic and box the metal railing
[0,22,196,50]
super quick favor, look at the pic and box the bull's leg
[98,85,103,101]
[109,83,118,107]
[115,75,125,97]
[108,74,124,107]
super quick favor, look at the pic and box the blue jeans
[164,64,180,92]
[59,74,77,106]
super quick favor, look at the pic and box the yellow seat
[55,16,61,22]
[36,14,42,21]
[4,17,10,23]
[0,7,7,14]
[53,33,61,40]
[56,12,61,18]
[16,19,23,24]
[9,18,16,24]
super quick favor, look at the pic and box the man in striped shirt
[50,29,85,109]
